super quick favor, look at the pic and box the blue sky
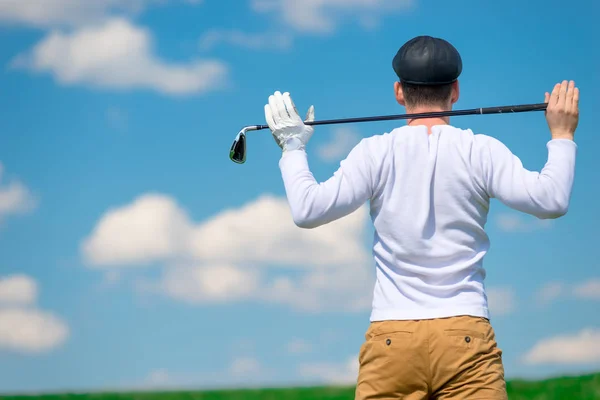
[0,0,598,394]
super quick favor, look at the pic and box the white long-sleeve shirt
[278,124,577,321]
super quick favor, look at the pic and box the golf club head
[229,126,260,164]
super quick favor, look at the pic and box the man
[263,36,579,400]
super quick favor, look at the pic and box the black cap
[392,36,462,85]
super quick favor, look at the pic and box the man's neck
[405,106,451,133]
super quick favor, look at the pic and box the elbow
[531,178,574,219]
[288,189,325,229]
[536,200,570,220]
[290,204,324,229]
[292,213,320,229]
[553,203,569,218]
[537,208,568,220]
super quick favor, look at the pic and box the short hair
[401,81,453,108]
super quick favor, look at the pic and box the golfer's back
[279,123,576,323]
[358,124,575,322]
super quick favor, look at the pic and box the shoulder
[347,129,396,155]
[360,125,422,147]
[335,130,398,171]
[437,125,509,151]
[471,132,512,154]
[438,125,480,143]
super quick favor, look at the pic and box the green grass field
[3,372,599,400]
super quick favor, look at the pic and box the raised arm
[476,80,579,219]
[279,140,377,228]
[477,136,577,219]
[264,91,379,229]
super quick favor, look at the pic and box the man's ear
[451,80,460,104]
[394,81,406,106]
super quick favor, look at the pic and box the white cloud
[573,279,600,300]
[0,274,69,354]
[199,30,293,51]
[0,275,38,306]
[535,279,600,305]
[0,162,38,222]
[261,265,373,312]
[299,355,359,385]
[0,0,144,28]
[158,264,261,304]
[316,127,362,162]
[523,329,600,365]
[0,308,69,353]
[0,181,36,216]
[198,0,410,52]
[11,18,230,96]
[495,213,553,232]
[81,193,193,266]
[83,193,374,312]
[186,195,369,267]
[82,193,370,268]
[251,0,413,34]
[0,0,201,29]
[142,262,373,313]
[486,286,515,316]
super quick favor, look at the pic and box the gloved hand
[264,91,315,152]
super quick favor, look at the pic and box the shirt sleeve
[476,136,577,219]
[278,138,379,229]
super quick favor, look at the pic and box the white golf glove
[264,91,315,152]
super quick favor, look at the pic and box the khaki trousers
[355,315,508,400]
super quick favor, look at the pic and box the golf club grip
[254,103,548,130]
[480,103,547,114]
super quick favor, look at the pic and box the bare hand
[544,80,579,140]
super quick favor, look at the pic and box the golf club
[229,102,548,164]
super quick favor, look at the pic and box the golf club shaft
[252,103,548,131]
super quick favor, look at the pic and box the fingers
[266,90,311,128]
[544,92,550,104]
[557,80,568,109]
[268,92,284,123]
[275,91,287,119]
[549,83,561,107]
[282,92,294,117]
[264,103,276,129]
[270,91,288,122]
[282,92,302,122]
[566,81,579,115]
[571,87,580,114]
[564,80,575,110]
[269,91,302,123]
[545,80,579,139]
[305,105,315,122]
[548,80,579,111]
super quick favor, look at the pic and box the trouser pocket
[356,321,430,400]
[430,317,507,399]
